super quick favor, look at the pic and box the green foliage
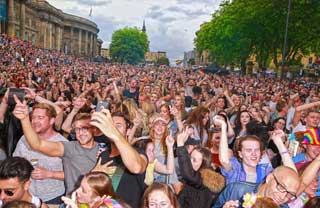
[188,58,195,66]
[157,56,170,66]
[195,0,320,69]
[110,27,149,64]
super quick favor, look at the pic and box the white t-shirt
[292,122,306,133]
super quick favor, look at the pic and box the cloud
[146,10,164,19]
[63,0,112,6]
[158,16,177,23]
[46,0,223,61]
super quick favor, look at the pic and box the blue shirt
[221,157,273,185]
[213,182,289,208]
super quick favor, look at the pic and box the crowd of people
[1,33,320,208]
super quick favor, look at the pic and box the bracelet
[280,150,289,155]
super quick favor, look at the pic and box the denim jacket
[221,157,273,185]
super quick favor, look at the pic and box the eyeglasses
[0,189,15,196]
[273,174,297,200]
[74,127,91,133]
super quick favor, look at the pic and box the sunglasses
[0,189,14,196]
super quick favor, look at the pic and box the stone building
[0,0,101,57]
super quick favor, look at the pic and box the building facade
[0,0,101,57]
[145,51,167,64]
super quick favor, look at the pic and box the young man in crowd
[13,103,66,204]
[92,110,148,208]
[0,157,48,208]
[13,95,147,208]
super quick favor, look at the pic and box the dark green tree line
[195,0,320,72]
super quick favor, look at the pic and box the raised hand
[165,134,175,148]
[92,158,116,175]
[90,109,123,142]
[169,104,181,120]
[177,128,189,147]
[21,87,36,100]
[213,115,227,128]
[12,95,29,121]
[271,129,287,145]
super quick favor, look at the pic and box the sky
[47,0,223,63]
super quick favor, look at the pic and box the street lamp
[281,0,291,79]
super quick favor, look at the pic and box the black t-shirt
[122,89,139,104]
[100,148,147,208]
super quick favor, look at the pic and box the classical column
[70,27,74,54]
[84,30,88,56]
[7,0,15,37]
[93,34,96,56]
[57,26,61,51]
[20,1,26,40]
[89,32,93,56]
[78,29,82,55]
[42,22,47,48]
[49,23,52,49]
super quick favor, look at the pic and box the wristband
[280,150,289,155]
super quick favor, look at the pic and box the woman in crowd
[184,106,210,145]
[141,182,180,208]
[134,136,174,186]
[233,110,252,140]
[62,171,126,208]
[176,129,225,208]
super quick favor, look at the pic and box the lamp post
[281,0,292,79]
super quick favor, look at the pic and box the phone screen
[8,88,25,105]
[96,101,110,112]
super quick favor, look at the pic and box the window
[24,31,28,41]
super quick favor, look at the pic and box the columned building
[0,0,101,57]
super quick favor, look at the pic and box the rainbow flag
[176,59,182,65]
[302,128,320,145]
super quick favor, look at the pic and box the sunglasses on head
[0,189,14,196]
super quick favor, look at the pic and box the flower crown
[243,192,261,208]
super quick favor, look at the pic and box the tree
[110,27,149,64]
[157,57,170,66]
[195,0,320,73]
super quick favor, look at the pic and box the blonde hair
[122,98,139,121]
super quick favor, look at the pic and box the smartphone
[96,101,110,112]
[8,88,25,106]
[288,141,299,157]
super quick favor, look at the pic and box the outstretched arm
[155,135,175,174]
[272,130,297,172]
[13,95,64,157]
[90,110,147,174]
[298,153,320,195]
[218,117,232,171]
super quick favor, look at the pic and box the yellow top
[144,159,158,186]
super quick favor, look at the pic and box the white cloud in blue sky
[47,0,222,63]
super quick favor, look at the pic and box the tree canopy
[110,27,149,64]
[194,0,320,71]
